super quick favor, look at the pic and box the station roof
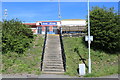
[23,23,36,25]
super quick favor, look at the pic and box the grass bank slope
[63,37,118,77]
[2,35,44,75]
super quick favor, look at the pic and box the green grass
[2,35,44,75]
[63,37,118,77]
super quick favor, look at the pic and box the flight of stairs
[42,34,64,74]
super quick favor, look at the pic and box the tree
[87,6,120,53]
[2,19,34,53]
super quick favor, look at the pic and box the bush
[86,7,120,53]
[2,19,33,53]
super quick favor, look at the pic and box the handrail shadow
[59,27,66,72]
[74,48,88,69]
[41,27,47,71]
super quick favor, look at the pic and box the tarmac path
[1,74,119,78]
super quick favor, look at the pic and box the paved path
[2,74,119,78]
[98,74,119,78]
[2,74,74,78]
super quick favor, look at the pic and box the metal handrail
[41,27,47,71]
[59,27,66,71]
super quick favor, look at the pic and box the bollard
[79,64,86,76]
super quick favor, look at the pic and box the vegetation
[2,19,33,54]
[63,37,118,77]
[0,21,2,74]
[2,35,44,74]
[87,7,120,53]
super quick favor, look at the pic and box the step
[42,71,64,74]
[45,50,61,54]
[44,60,63,63]
[43,65,64,69]
[45,46,61,49]
[45,46,61,51]
[44,50,61,53]
[46,40,60,41]
[43,64,63,67]
[44,57,62,61]
[44,54,61,56]
[44,57,61,59]
[44,56,61,59]
[43,63,63,66]
[43,62,63,64]
[46,40,60,42]
[44,55,61,57]
[42,68,64,72]
[45,45,61,47]
[44,56,61,58]
[47,40,60,41]
[44,61,63,64]
[47,42,60,43]
[45,51,61,54]
[44,59,62,61]
[43,60,63,62]
[43,62,63,65]
[45,53,62,55]
[45,47,60,49]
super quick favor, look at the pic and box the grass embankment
[0,22,2,74]
[63,37,118,77]
[2,35,44,75]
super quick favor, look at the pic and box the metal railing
[41,27,47,71]
[59,27,66,71]
[62,33,87,37]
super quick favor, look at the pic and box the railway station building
[23,19,86,34]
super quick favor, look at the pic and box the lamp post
[58,0,62,34]
[4,9,8,20]
[87,0,91,74]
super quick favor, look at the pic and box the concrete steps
[43,68,64,70]
[42,34,64,74]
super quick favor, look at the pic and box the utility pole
[4,8,8,20]
[87,0,91,74]
[58,0,61,20]
[0,0,2,21]
[58,0,62,34]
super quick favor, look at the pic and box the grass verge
[2,35,44,75]
[63,37,118,77]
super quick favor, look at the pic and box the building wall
[31,28,37,34]
[36,21,60,34]
[61,19,86,26]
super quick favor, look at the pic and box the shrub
[2,19,33,53]
[86,7,120,53]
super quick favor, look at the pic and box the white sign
[85,36,93,41]
[42,31,45,34]
[79,64,86,76]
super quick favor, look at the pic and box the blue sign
[41,22,57,25]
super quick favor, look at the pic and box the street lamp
[58,0,62,34]
[86,0,93,74]
[4,9,8,20]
